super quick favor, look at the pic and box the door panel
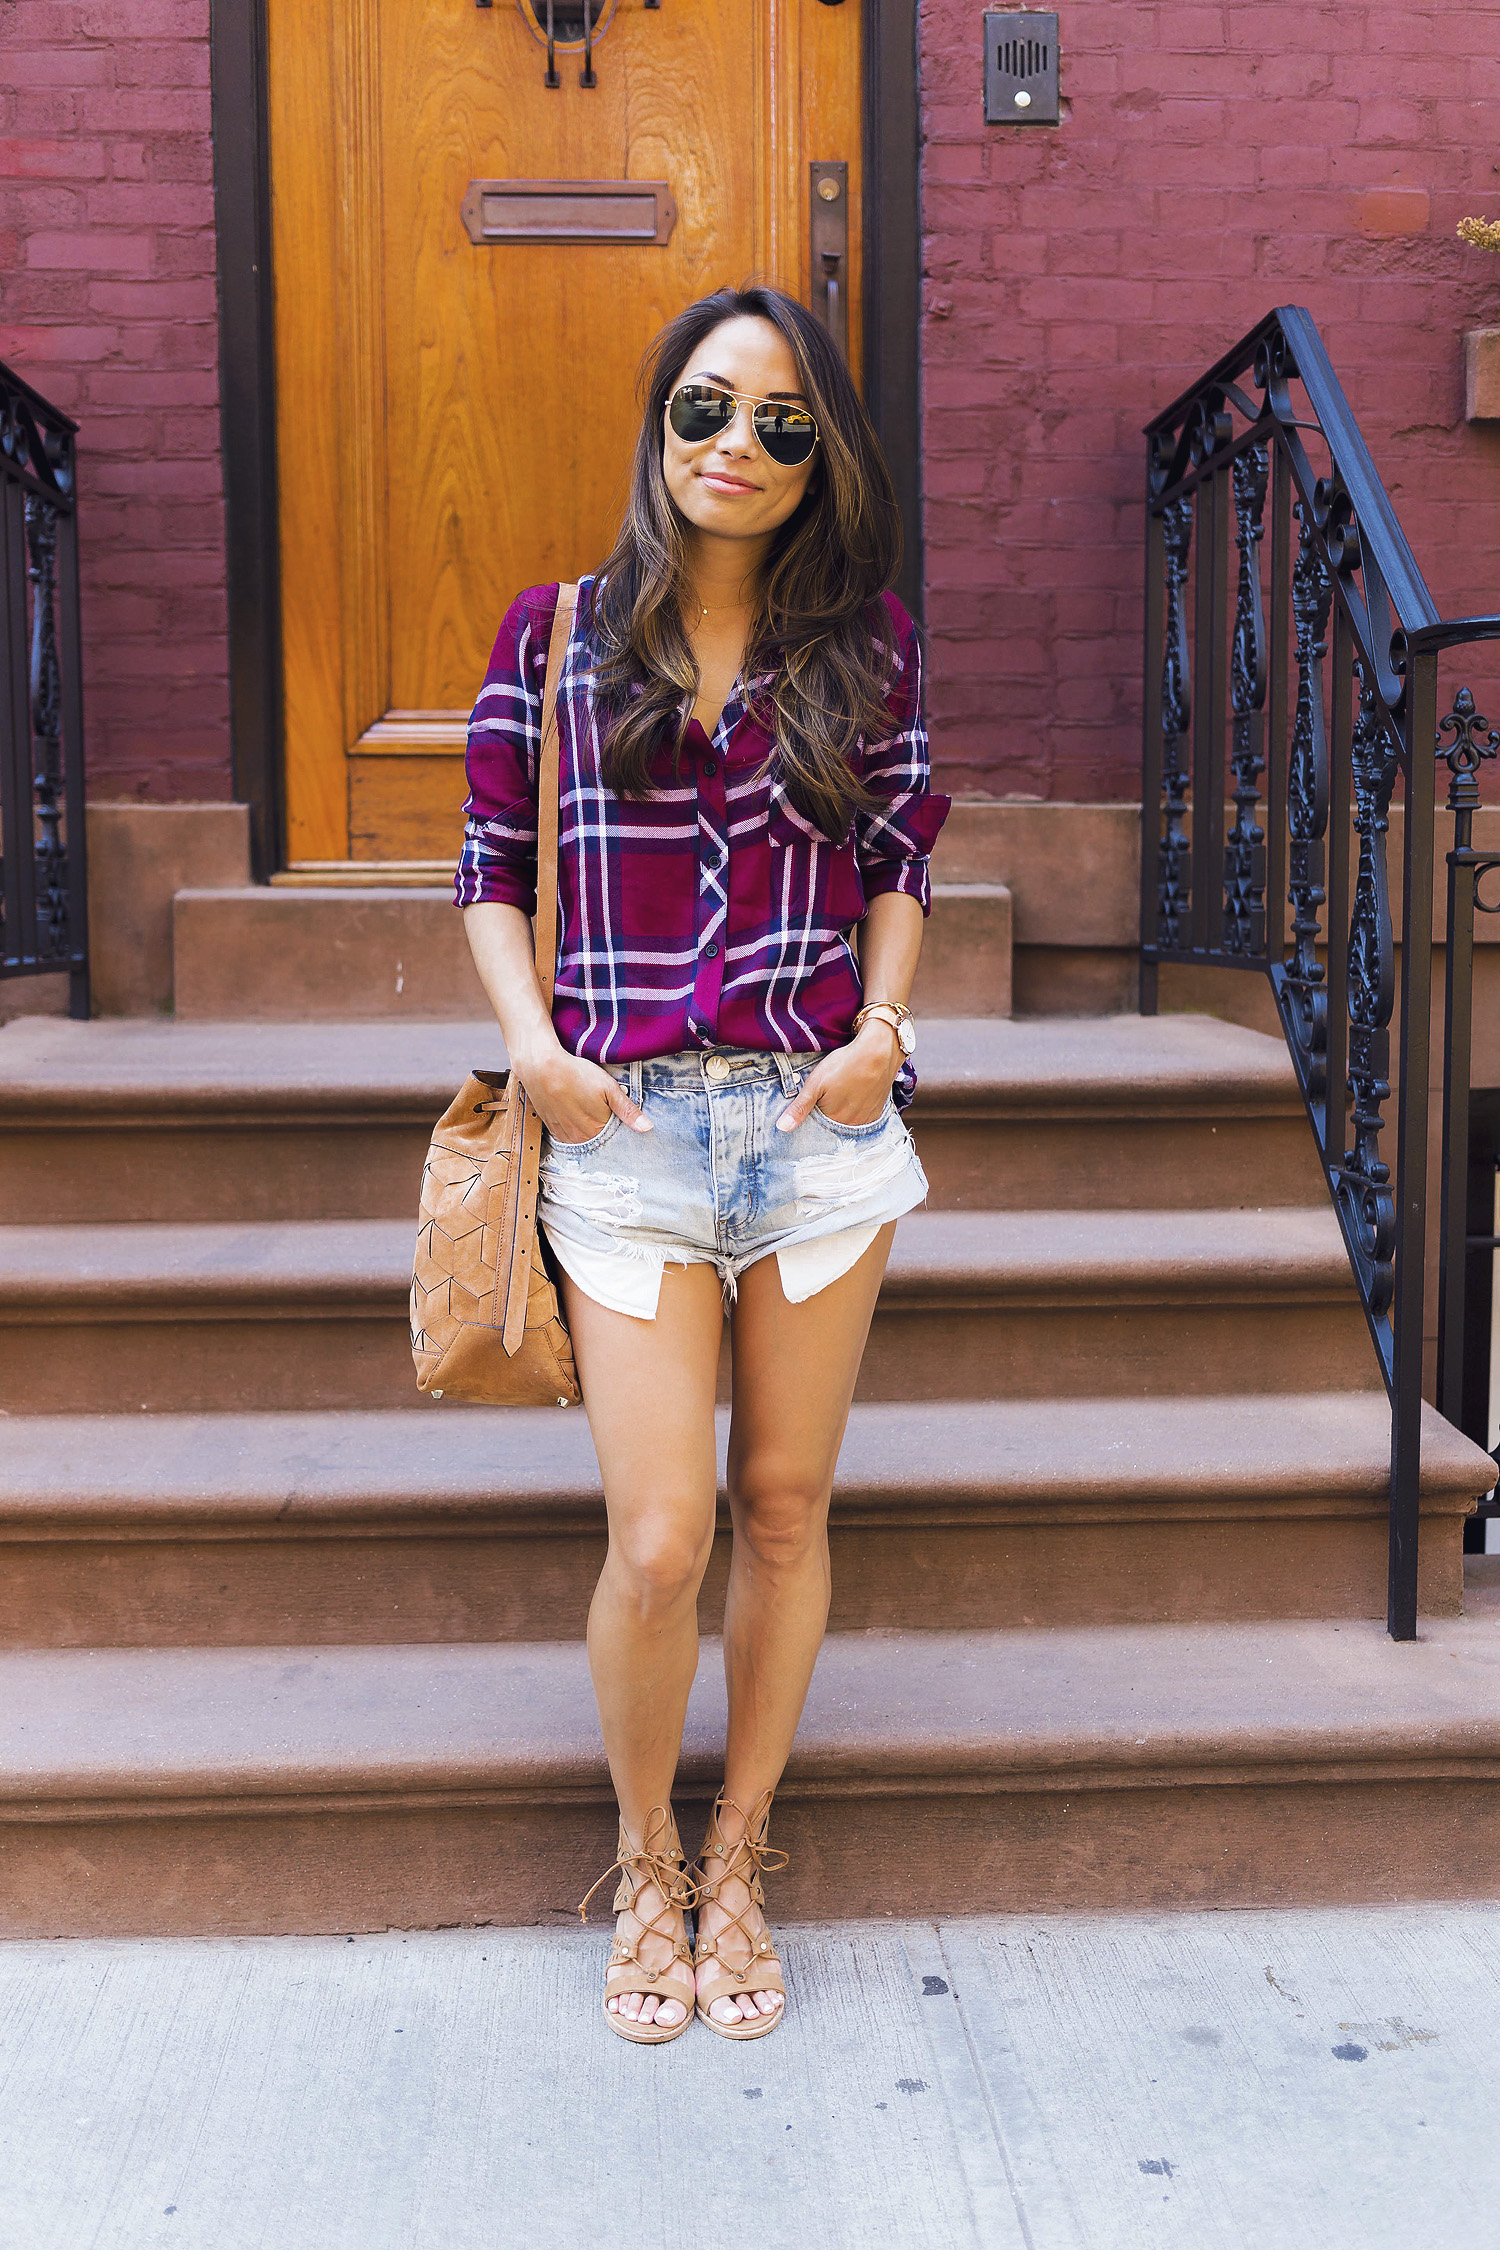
[268,0,861,869]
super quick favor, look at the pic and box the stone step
[170,882,1014,1022]
[0,1397,1485,1649]
[0,1012,1319,1224]
[0,1207,1374,1415]
[5,1601,1500,1934]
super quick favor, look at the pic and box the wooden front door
[268,0,862,872]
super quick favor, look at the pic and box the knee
[729,1462,830,1575]
[608,1511,712,1612]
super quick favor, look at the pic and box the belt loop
[773,1051,800,1096]
[630,1059,643,1107]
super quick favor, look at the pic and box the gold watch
[853,1001,916,1058]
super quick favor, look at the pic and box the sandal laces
[693,1789,788,1982]
[578,1805,698,1989]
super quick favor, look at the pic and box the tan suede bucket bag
[409,586,583,1408]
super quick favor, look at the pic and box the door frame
[210,0,923,878]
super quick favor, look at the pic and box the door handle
[809,161,848,358]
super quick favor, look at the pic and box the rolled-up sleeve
[453,585,559,913]
[853,594,950,915]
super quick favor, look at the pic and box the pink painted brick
[84,369,218,407]
[111,42,211,89]
[1355,95,1437,143]
[76,89,208,133]
[0,321,118,361]
[924,0,1500,801]
[1332,53,1468,99]
[87,277,215,318]
[0,138,107,180]
[11,93,80,133]
[5,50,113,89]
[83,183,212,226]
[76,0,207,33]
[152,233,218,280]
[0,181,85,227]
[2,0,95,35]
[24,228,152,272]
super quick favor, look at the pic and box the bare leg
[565,1260,725,2029]
[696,1222,895,2026]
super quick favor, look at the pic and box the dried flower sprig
[1458,216,1500,253]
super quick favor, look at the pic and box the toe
[638,1994,660,2024]
[620,1990,643,2020]
[656,1997,684,2027]
[711,1996,741,2026]
[754,1991,782,2017]
[736,1993,759,2021]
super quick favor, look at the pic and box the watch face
[897,1018,917,1055]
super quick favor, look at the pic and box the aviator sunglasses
[668,382,820,469]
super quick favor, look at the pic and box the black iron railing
[1,360,88,1018]
[1139,306,1500,1641]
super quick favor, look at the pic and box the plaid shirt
[455,578,948,1089]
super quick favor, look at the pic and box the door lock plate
[809,160,848,358]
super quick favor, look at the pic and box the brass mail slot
[460,178,677,246]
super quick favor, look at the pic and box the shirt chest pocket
[769,797,866,929]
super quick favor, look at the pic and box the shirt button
[704,941,720,958]
[702,759,718,777]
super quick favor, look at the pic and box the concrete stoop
[4,1609,1500,1937]
[0,1009,1493,1937]
[0,1011,1322,1223]
[0,1395,1477,1647]
[0,1204,1376,1412]
[170,881,1015,1021]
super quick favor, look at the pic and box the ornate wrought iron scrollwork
[2,354,85,1010]
[1223,443,1269,953]
[1155,496,1193,946]
[1282,503,1333,1097]
[1336,666,1399,1315]
[1437,685,1500,814]
[1141,305,1500,1641]
[25,493,70,961]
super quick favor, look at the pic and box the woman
[456,284,948,2043]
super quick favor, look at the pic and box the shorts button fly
[705,1054,731,1080]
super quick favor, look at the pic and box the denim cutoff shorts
[538,1047,929,1322]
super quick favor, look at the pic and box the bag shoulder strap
[498,581,576,1360]
[534,582,578,1005]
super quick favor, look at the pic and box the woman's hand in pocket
[514,1043,651,1145]
[776,1020,900,1132]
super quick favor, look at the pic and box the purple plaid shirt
[455,577,948,1091]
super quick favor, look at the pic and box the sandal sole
[603,2002,693,2045]
[695,2000,785,2041]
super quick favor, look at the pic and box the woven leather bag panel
[410,1071,581,1407]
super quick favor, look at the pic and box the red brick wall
[921,1,1500,800]
[0,0,230,802]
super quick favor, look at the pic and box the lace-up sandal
[692,1788,789,2041]
[578,1804,698,2045]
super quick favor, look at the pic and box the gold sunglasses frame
[667,383,821,464]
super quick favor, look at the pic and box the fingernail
[632,1118,653,1132]
[776,1113,795,1132]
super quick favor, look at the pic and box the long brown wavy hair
[591,285,903,840]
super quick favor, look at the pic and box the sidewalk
[2,1904,1496,2249]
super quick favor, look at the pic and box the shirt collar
[711,667,776,751]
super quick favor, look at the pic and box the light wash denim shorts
[538,1047,928,1321]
